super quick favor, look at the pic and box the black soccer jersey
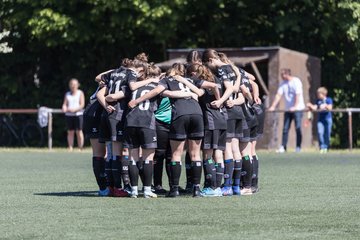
[101,67,134,119]
[102,67,135,96]
[158,76,202,120]
[217,65,244,120]
[126,83,158,129]
[240,73,253,93]
[194,77,228,130]
[89,87,100,105]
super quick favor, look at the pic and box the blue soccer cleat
[232,185,241,196]
[221,186,233,196]
[201,187,216,197]
[98,187,110,197]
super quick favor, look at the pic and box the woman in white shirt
[62,78,85,151]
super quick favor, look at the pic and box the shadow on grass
[34,191,98,197]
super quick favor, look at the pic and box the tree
[1,0,359,147]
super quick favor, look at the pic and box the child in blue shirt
[307,87,333,153]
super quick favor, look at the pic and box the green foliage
[28,8,73,46]
[1,0,360,147]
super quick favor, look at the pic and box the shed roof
[156,54,269,69]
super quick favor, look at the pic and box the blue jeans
[317,118,332,150]
[282,111,303,150]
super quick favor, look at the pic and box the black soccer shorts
[226,119,245,139]
[98,113,111,143]
[156,120,170,150]
[169,114,204,140]
[83,102,102,139]
[108,110,125,142]
[255,104,265,139]
[203,129,226,151]
[125,127,157,149]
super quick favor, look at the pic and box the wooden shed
[156,46,321,150]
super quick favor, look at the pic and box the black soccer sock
[252,155,259,187]
[153,149,165,186]
[121,155,130,186]
[92,157,107,190]
[137,157,145,185]
[105,158,113,188]
[242,155,253,188]
[185,152,192,186]
[170,161,182,187]
[233,159,242,186]
[224,159,234,187]
[215,163,224,188]
[165,154,172,187]
[129,160,139,187]
[191,161,202,186]
[142,159,153,187]
[112,156,122,188]
[203,158,216,189]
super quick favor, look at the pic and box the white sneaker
[144,186,157,198]
[295,147,301,153]
[320,149,328,154]
[240,188,253,196]
[131,186,138,198]
[276,146,286,153]
[214,187,223,197]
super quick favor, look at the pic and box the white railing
[268,108,360,151]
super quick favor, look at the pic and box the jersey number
[109,80,121,93]
[178,82,191,92]
[132,89,150,111]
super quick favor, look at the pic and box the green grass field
[0,149,359,240]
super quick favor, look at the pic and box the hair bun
[135,52,149,63]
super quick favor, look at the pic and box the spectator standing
[62,78,85,151]
[269,69,305,153]
[307,87,333,153]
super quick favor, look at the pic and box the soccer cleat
[221,186,233,196]
[232,185,241,196]
[113,188,129,197]
[130,192,138,198]
[154,185,167,194]
[214,187,223,197]
[166,186,179,198]
[193,185,202,198]
[143,186,157,198]
[179,183,192,194]
[98,187,110,197]
[251,186,259,194]
[124,184,132,195]
[201,187,216,197]
[295,147,301,153]
[276,146,286,153]
[108,186,114,196]
[240,187,253,196]
[144,191,158,198]
[130,186,138,198]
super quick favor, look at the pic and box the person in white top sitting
[269,69,305,153]
[62,78,85,151]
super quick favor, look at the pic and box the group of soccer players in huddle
[83,49,265,198]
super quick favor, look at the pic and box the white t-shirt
[65,90,84,116]
[277,77,305,111]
